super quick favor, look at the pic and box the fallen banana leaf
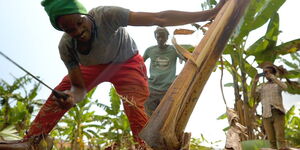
[173,29,195,35]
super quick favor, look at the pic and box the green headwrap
[41,0,87,31]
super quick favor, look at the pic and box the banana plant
[285,106,300,147]
[51,88,106,150]
[95,86,133,149]
[280,52,300,94]
[218,0,300,140]
[51,86,133,149]
[0,75,43,136]
[195,0,300,145]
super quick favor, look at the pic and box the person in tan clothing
[252,62,289,150]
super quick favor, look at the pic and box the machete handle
[52,90,69,100]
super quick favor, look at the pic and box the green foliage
[0,75,43,137]
[285,80,300,95]
[189,135,222,150]
[282,52,300,79]
[233,0,286,45]
[95,86,133,148]
[51,88,104,149]
[246,12,281,63]
[274,39,300,55]
[180,44,195,53]
[241,140,270,150]
[201,0,217,10]
[108,87,121,115]
[224,83,234,87]
[285,106,300,147]
[51,86,133,149]
[217,112,227,120]
[280,52,300,94]
[220,0,300,103]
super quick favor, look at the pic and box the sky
[0,0,299,148]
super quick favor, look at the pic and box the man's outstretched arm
[128,0,226,26]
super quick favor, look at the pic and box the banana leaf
[233,0,286,45]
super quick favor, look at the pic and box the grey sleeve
[58,35,79,70]
[98,6,130,30]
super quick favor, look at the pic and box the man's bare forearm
[155,9,218,26]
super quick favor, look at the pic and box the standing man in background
[143,27,184,116]
[252,62,290,150]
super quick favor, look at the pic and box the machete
[0,51,68,100]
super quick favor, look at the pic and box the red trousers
[25,54,149,144]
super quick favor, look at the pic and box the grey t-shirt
[58,6,138,69]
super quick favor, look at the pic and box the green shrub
[241,140,270,150]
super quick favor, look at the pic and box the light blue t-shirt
[143,45,179,91]
[58,6,138,69]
